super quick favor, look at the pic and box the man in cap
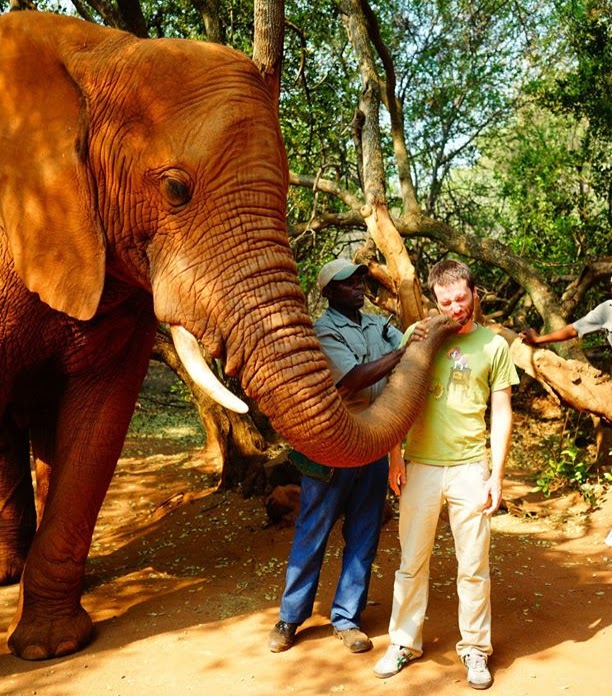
[268,258,409,654]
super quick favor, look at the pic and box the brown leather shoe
[333,627,373,653]
[268,620,299,652]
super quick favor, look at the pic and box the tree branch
[289,170,363,209]
[339,0,424,322]
[190,0,223,42]
[493,324,612,423]
[357,0,419,219]
[72,0,123,29]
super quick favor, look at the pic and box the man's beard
[456,300,475,326]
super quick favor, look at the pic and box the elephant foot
[7,605,93,660]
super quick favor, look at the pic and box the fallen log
[491,324,612,423]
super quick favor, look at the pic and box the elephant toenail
[21,644,48,660]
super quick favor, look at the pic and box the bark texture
[494,323,612,423]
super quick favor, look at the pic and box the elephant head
[1,11,455,468]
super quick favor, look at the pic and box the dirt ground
[0,363,611,696]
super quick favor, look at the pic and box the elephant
[0,11,457,660]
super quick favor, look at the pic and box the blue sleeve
[315,330,359,385]
[387,325,403,350]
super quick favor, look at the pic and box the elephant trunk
[238,313,457,467]
[156,216,456,467]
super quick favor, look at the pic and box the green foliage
[479,106,610,268]
[531,1,612,268]
[534,435,609,508]
[380,0,544,210]
[128,404,204,444]
[536,440,589,495]
[532,409,610,509]
[437,1,612,294]
[542,0,612,136]
[128,378,204,445]
[282,1,360,181]
[169,380,192,402]
[140,0,209,39]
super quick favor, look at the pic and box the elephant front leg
[0,415,37,585]
[8,556,94,660]
[7,418,92,660]
[7,336,154,659]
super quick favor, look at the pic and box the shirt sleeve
[572,302,609,338]
[386,325,403,350]
[490,338,520,392]
[315,330,359,385]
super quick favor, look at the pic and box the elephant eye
[161,174,192,207]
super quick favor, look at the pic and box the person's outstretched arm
[519,324,578,346]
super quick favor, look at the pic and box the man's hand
[406,317,432,344]
[482,475,503,516]
[518,328,539,345]
[519,324,578,346]
[389,449,406,496]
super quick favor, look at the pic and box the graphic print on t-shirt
[446,345,472,398]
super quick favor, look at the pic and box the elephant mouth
[169,325,249,414]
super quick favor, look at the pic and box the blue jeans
[279,455,389,631]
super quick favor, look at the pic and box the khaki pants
[389,460,492,657]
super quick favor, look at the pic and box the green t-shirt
[401,323,519,466]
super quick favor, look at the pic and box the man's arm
[338,319,432,397]
[519,324,578,346]
[337,347,405,397]
[483,386,513,516]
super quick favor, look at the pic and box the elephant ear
[0,22,105,321]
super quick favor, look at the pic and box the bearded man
[374,259,518,691]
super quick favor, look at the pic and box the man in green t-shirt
[373,260,519,691]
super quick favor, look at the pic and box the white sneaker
[462,650,493,690]
[604,529,612,547]
[373,643,415,679]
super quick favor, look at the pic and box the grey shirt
[572,300,612,348]
[314,307,403,413]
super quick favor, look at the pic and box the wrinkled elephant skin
[0,12,457,660]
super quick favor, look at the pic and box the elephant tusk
[169,325,249,414]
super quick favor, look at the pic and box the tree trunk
[116,0,148,37]
[340,0,424,327]
[495,325,612,422]
[252,0,285,109]
[191,0,223,42]
[493,323,612,467]
[595,421,612,468]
